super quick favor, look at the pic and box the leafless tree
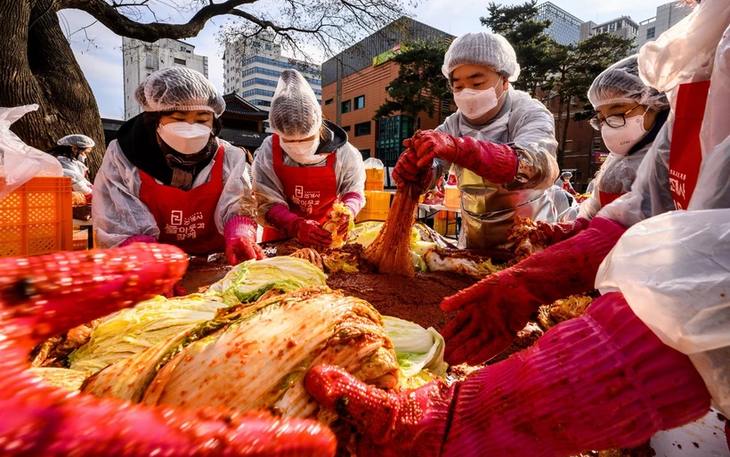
[0,0,411,174]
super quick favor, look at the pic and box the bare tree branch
[58,0,258,41]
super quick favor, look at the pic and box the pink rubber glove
[440,216,626,365]
[119,235,157,247]
[410,130,518,184]
[306,292,711,457]
[527,217,591,246]
[224,216,265,266]
[266,205,333,247]
[393,147,433,192]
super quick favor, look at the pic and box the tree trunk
[555,94,565,169]
[0,0,105,177]
[560,98,572,170]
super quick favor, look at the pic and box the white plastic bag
[638,0,730,110]
[363,157,384,169]
[596,209,730,416]
[0,105,62,199]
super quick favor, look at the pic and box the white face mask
[453,80,505,121]
[281,137,322,165]
[157,122,212,155]
[78,154,87,163]
[601,112,648,156]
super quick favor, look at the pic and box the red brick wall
[322,60,452,158]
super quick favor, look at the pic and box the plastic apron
[262,135,338,242]
[669,81,710,210]
[138,145,226,255]
[454,115,555,250]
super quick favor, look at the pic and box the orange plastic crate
[0,177,73,257]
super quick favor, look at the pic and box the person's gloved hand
[410,130,518,184]
[163,281,188,298]
[294,219,333,247]
[439,216,627,365]
[528,217,591,247]
[306,293,710,457]
[119,235,157,247]
[225,216,265,266]
[393,147,433,192]
[85,191,93,204]
[327,207,352,240]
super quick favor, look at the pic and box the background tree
[481,0,559,98]
[0,0,407,175]
[373,40,452,124]
[549,34,634,166]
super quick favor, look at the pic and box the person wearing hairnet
[92,67,263,267]
[304,1,730,455]
[578,55,670,219]
[558,171,577,195]
[252,70,365,247]
[393,32,559,249]
[48,134,95,202]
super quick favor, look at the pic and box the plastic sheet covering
[638,0,730,110]
[596,209,730,416]
[0,105,62,199]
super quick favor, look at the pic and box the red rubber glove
[294,219,333,247]
[440,216,626,365]
[392,147,433,192]
[410,130,518,184]
[85,191,93,204]
[528,217,591,247]
[306,293,711,457]
[224,216,265,266]
[265,205,333,247]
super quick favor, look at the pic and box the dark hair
[142,111,222,136]
[48,145,76,159]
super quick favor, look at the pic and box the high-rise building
[122,38,209,120]
[579,16,639,44]
[321,17,454,171]
[223,34,322,129]
[637,1,694,48]
[536,2,584,45]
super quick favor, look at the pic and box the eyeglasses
[590,105,641,131]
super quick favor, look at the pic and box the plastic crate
[0,177,73,257]
[356,191,393,222]
[364,169,384,191]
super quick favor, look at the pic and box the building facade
[321,17,454,173]
[223,35,322,128]
[536,2,584,45]
[637,1,694,48]
[579,16,639,44]
[122,38,209,120]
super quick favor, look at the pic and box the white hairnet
[135,67,225,117]
[268,70,322,140]
[442,32,520,82]
[588,55,669,110]
[57,134,95,148]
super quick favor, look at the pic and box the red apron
[668,81,711,210]
[138,145,227,255]
[598,191,624,208]
[262,135,338,242]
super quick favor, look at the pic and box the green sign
[372,44,408,67]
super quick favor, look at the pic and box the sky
[62,0,674,119]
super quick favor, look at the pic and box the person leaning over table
[304,4,730,455]
[392,31,560,250]
[92,67,263,266]
[252,69,365,248]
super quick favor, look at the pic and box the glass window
[646,27,656,39]
[341,100,351,113]
[354,95,365,110]
[342,125,351,132]
[355,121,371,137]
[325,98,334,105]
[174,58,186,65]
[359,149,371,161]
[265,44,272,50]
